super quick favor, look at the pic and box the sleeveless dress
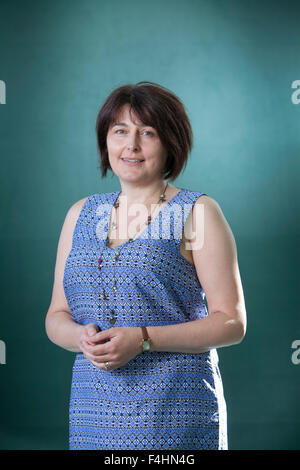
[63,188,228,450]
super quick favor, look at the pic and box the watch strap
[140,326,150,352]
[140,326,149,341]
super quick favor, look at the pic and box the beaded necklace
[97,181,169,326]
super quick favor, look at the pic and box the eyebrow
[112,122,127,127]
[111,121,153,129]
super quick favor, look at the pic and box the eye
[142,130,154,136]
[114,128,155,136]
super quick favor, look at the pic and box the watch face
[143,340,150,351]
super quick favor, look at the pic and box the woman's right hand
[78,323,100,351]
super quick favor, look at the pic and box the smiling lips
[121,158,145,165]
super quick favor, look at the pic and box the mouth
[121,158,145,166]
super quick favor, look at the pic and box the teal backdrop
[0,0,299,450]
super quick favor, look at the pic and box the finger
[85,325,99,337]
[91,357,116,371]
[79,337,95,350]
[81,339,111,357]
[87,328,114,344]
[97,361,118,371]
[82,349,108,364]
[88,358,109,370]
[80,334,96,346]
[81,343,111,364]
[80,326,100,342]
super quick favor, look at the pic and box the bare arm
[147,195,247,353]
[45,197,91,353]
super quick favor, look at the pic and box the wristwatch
[140,326,151,352]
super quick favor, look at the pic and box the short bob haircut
[96,81,193,181]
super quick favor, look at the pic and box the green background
[0,0,299,450]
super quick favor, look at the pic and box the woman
[45,81,247,450]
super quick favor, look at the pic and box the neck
[118,179,169,205]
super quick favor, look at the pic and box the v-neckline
[104,187,184,251]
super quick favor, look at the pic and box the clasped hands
[79,323,142,371]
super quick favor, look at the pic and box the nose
[127,131,140,152]
[127,144,138,151]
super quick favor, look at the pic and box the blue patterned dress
[63,188,228,450]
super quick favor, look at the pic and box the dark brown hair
[95,81,193,181]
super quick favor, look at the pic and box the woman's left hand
[79,326,142,371]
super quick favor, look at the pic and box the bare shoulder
[60,196,90,249]
[190,194,237,253]
[73,196,89,208]
[66,196,89,221]
[194,194,222,212]
[193,194,232,229]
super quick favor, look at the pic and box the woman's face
[106,104,168,185]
